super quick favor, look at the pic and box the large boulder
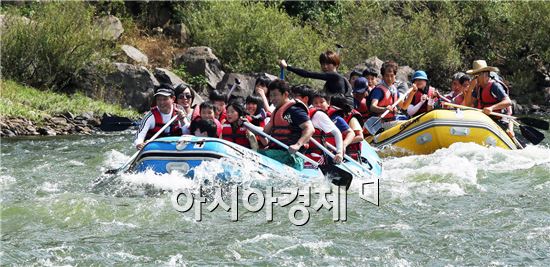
[396,65,414,84]
[95,15,124,41]
[174,46,225,92]
[153,68,184,87]
[105,63,159,112]
[364,56,384,75]
[216,73,277,99]
[121,45,148,65]
[164,23,189,44]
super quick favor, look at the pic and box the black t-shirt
[287,66,351,95]
[283,106,310,133]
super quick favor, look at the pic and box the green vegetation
[1,2,110,91]
[0,80,138,123]
[179,1,332,78]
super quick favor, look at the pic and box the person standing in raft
[463,60,513,135]
[277,50,354,106]
[367,60,416,130]
[134,84,188,150]
[260,79,314,171]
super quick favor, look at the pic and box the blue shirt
[472,81,508,101]
[330,115,351,133]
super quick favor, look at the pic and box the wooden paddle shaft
[442,102,517,120]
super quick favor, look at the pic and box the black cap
[154,88,175,97]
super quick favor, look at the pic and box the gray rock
[174,46,225,91]
[216,73,277,99]
[95,15,124,41]
[51,116,68,125]
[80,111,95,121]
[105,63,160,112]
[364,56,384,75]
[544,87,550,104]
[530,104,541,111]
[121,45,149,65]
[38,127,56,136]
[511,100,525,115]
[3,129,16,137]
[164,23,189,44]
[154,68,184,87]
[396,66,414,84]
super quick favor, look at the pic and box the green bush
[178,1,333,83]
[0,2,110,91]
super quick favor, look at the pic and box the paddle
[105,114,180,174]
[100,115,138,131]
[226,78,241,101]
[279,66,285,80]
[443,102,548,130]
[307,138,354,189]
[242,121,319,167]
[364,87,414,135]
[323,142,375,176]
[442,102,546,145]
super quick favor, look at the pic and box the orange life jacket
[269,100,308,149]
[221,118,251,148]
[373,83,399,120]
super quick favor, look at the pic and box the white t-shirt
[134,106,190,146]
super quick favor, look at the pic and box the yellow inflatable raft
[365,109,517,155]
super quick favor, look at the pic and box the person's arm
[134,112,155,149]
[255,84,274,113]
[369,88,392,114]
[263,118,273,135]
[463,78,478,107]
[342,128,355,149]
[279,59,334,81]
[288,121,314,154]
[313,112,344,162]
[483,83,512,115]
[398,85,417,110]
[407,95,426,116]
[348,117,364,144]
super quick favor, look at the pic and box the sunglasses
[179,93,192,100]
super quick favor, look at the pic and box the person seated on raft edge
[310,92,356,154]
[330,95,365,160]
[190,101,223,138]
[134,84,188,150]
[245,94,271,128]
[463,60,514,137]
[406,70,442,118]
[277,50,354,107]
[221,99,265,151]
[366,60,416,131]
[290,85,344,165]
[260,79,315,171]
[209,89,228,124]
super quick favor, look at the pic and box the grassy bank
[0,80,139,123]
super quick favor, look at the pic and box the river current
[1,131,549,266]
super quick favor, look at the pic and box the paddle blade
[518,117,549,130]
[364,117,382,135]
[320,165,353,190]
[520,125,545,145]
[100,116,136,131]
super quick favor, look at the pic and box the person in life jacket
[278,50,354,107]
[222,100,263,150]
[352,77,370,121]
[190,101,223,138]
[245,94,270,128]
[209,90,228,124]
[134,84,188,150]
[463,60,512,131]
[349,69,362,92]
[442,72,467,106]
[291,85,344,166]
[311,92,356,154]
[330,95,365,160]
[260,80,315,171]
[175,83,196,122]
[253,75,275,113]
[407,70,440,117]
[368,60,416,122]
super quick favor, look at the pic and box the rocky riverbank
[0,113,102,137]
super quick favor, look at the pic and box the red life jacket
[145,106,183,140]
[221,117,251,148]
[373,83,399,120]
[357,97,370,121]
[476,80,511,119]
[269,100,308,149]
[218,111,227,124]
[344,111,363,160]
[411,86,436,115]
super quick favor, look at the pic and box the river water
[1,131,549,266]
